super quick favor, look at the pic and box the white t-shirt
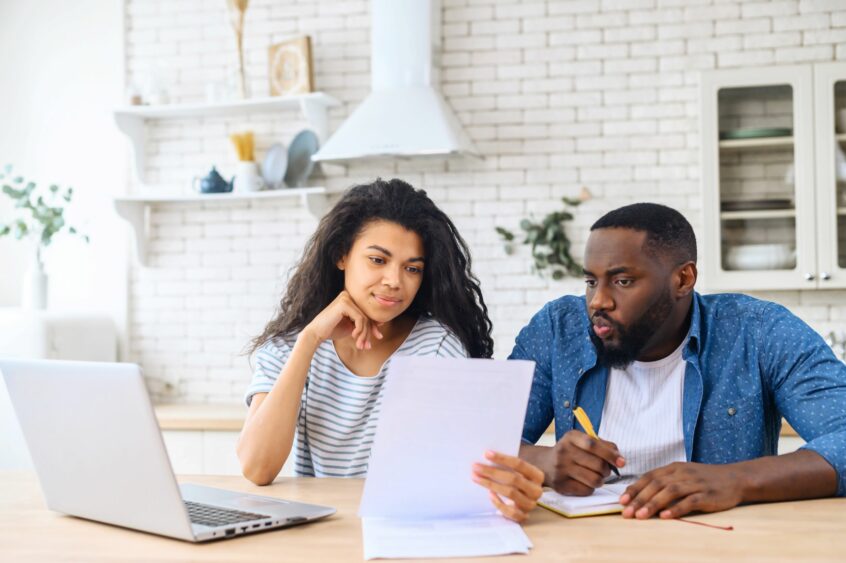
[598,339,688,480]
[244,316,467,477]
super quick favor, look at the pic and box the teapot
[192,167,233,194]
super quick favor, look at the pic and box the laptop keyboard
[185,500,271,528]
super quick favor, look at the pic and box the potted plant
[0,165,88,308]
[496,191,590,281]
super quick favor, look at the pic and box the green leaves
[495,196,584,281]
[494,226,515,242]
[0,164,88,247]
[13,220,29,240]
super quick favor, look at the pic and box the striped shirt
[598,338,687,480]
[244,316,467,477]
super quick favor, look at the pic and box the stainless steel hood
[311,0,479,163]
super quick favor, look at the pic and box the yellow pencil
[573,406,620,477]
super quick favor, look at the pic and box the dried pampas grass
[226,0,249,98]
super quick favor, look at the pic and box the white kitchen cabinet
[700,64,846,291]
[154,404,296,478]
[160,430,296,478]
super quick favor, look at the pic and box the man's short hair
[590,202,697,265]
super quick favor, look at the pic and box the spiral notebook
[538,483,628,518]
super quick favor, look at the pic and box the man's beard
[589,287,674,369]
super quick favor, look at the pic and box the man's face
[583,228,675,369]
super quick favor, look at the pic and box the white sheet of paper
[361,516,532,560]
[359,357,536,519]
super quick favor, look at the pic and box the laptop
[0,358,335,542]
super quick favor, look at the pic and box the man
[513,203,846,520]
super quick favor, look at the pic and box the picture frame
[268,36,314,96]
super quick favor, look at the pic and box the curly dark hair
[249,178,493,358]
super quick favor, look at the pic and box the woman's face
[337,220,425,324]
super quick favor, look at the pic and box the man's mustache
[592,312,621,328]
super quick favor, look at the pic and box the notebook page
[539,483,628,516]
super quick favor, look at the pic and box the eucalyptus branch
[496,197,583,281]
[0,164,88,249]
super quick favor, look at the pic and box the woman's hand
[472,450,544,523]
[302,290,383,350]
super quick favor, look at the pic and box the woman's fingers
[473,472,536,514]
[488,491,528,523]
[484,450,544,484]
[320,291,383,350]
[336,296,372,350]
[473,465,541,503]
[472,453,544,521]
[356,317,372,350]
[473,452,544,514]
[346,308,364,343]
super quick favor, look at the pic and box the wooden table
[1,473,844,562]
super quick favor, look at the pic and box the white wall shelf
[720,209,796,221]
[114,188,331,266]
[113,93,340,184]
[718,136,794,150]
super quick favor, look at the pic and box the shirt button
[577,369,584,375]
[563,400,571,408]
[727,407,737,416]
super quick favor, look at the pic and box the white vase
[233,161,265,193]
[21,248,47,310]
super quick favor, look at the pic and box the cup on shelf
[233,161,266,193]
[205,81,232,104]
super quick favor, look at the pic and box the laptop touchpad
[231,497,291,510]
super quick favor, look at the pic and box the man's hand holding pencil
[522,407,627,497]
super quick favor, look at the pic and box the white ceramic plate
[261,142,288,190]
[284,129,320,188]
[724,244,796,270]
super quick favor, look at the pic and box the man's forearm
[737,449,838,503]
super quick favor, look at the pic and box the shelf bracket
[114,113,148,185]
[303,192,329,218]
[114,199,150,266]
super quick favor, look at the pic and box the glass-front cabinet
[814,63,846,285]
[701,64,846,290]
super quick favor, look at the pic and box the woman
[237,178,542,521]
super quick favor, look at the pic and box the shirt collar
[683,292,702,358]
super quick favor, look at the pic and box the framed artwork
[268,36,314,96]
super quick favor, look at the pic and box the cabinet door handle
[804,272,816,281]
[821,272,831,281]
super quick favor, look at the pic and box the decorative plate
[720,127,792,140]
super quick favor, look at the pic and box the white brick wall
[123,0,846,403]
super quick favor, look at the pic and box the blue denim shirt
[509,292,846,496]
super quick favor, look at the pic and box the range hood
[311,0,479,163]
